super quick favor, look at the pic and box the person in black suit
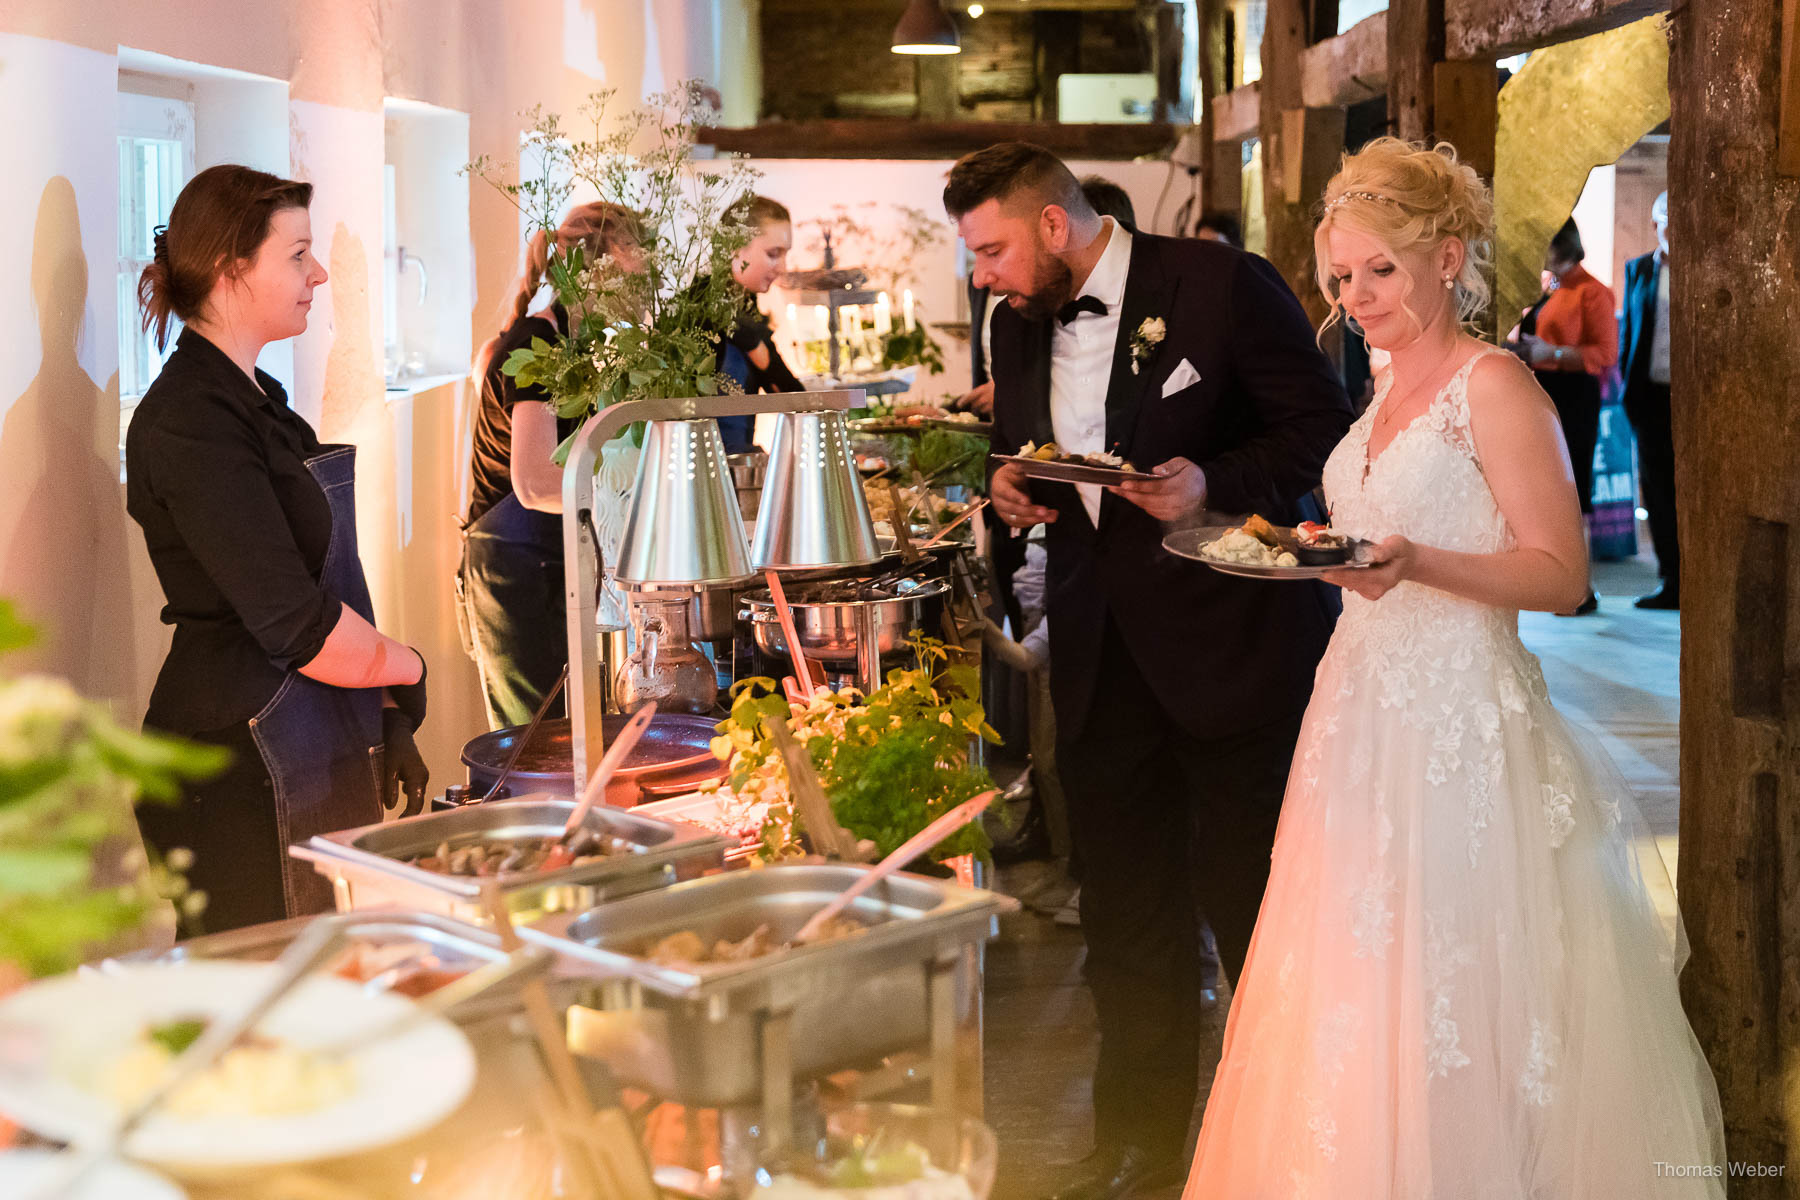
[1617,191,1678,609]
[945,142,1352,1200]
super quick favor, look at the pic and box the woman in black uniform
[460,202,643,729]
[127,164,430,933]
[708,194,804,451]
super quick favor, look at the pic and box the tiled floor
[979,555,1680,1200]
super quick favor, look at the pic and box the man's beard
[1006,252,1075,321]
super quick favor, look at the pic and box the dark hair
[1550,217,1585,264]
[729,193,792,229]
[137,164,313,352]
[1196,210,1242,247]
[1078,175,1136,229]
[943,142,1091,221]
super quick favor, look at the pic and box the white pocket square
[1161,358,1201,398]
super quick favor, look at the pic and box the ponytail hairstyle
[137,164,313,351]
[1313,137,1494,340]
[474,201,644,380]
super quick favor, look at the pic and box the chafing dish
[529,864,1015,1116]
[290,796,731,923]
[740,575,950,664]
[459,713,726,802]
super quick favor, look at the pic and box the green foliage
[0,605,225,977]
[712,637,1000,864]
[878,320,945,374]
[904,428,988,494]
[465,83,760,461]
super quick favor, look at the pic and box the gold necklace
[1376,338,1461,430]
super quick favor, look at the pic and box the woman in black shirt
[709,194,804,451]
[460,202,643,729]
[126,164,429,932]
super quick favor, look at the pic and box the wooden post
[1434,58,1497,340]
[1386,0,1445,141]
[1781,0,1800,175]
[1257,0,1314,301]
[1196,0,1229,214]
[1670,0,1800,1189]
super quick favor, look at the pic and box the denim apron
[249,445,385,916]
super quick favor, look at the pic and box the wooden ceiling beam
[1300,10,1388,107]
[698,119,1179,160]
[1447,0,1667,59]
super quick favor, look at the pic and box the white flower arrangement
[1130,316,1167,374]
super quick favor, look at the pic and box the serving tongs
[479,662,570,803]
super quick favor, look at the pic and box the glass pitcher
[613,593,718,715]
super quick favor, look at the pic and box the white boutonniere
[1130,317,1166,375]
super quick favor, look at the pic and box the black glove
[382,706,430,818]
[387,649,428,731]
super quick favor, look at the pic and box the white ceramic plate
[0,1149,186,1200]
[0,960,475,1180]
[990,453,1155,486]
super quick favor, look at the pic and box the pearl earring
[1443,276,1455,290]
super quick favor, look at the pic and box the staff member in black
[1617,191,1678,609]
[461,202,643,728]
[706,194,804,451]
[127,164,429,932]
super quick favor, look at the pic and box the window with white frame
[117,90,195,455]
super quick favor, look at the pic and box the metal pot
[460,714,726,804]
[728,450,767,521]
[739,576,950,664]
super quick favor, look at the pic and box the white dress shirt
[1050,217,1132,525]
[1649,253,1671,385]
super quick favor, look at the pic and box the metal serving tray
[529,864,1015,1106]
[290,795,731,924]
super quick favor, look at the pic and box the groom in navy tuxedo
[945,143,1352,1199]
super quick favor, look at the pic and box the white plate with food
[0,960,476,1179]
[0,1149,186,1200]
[991,441,1156,487]
[1164,517,1374,580]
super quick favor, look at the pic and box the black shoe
[991,801,1052,865]
[1634,585,1679,610]
[1047,1144,1184,1200]
[1556,590,1599,617]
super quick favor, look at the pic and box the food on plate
[645,915,868,967]
[1014,441,1139,473]
[332,945,471,997]
[1292,521,1351,564]
[102,1017,354,1118]
[407,831,632,877]
[1199,519,1299,568]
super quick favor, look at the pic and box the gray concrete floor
[979,554,1680,1200]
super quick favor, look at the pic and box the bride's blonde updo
[1314,137,1494,335]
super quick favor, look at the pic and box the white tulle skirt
[1183,614,1725,1199]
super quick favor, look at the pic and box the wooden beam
[1388,0,1446,142]
[1212,81,1261,142]
[1447,0,1666,59]
[1196,0,1229,213]
[918,55,958,121]
[1260,0,1323,311]
[1281,105,1348,204]
[697,119,1178,159]
[1036,10,1082,121]
[1211,139,1244,214]
[1300,11,1388,108]
[1670,0,1800,1184]
[1433,59,1497,179]
[1781,0,1800,175]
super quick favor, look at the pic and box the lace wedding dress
[1183,348,1725,1198]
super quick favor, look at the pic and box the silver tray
[1163,525,1376,580]
[989,452,1153,486]
[290,795,731,923]
[529,864,1015,1105]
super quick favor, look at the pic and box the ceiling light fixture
[891,0,961,55]
[968,3,984,16]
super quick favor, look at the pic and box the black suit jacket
[1617,251,1666,418]
[989,233,1353,741]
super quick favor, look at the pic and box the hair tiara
[1324,190,1402,215]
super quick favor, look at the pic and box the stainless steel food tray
[290,795,731,923]
[528,864,1016,1108]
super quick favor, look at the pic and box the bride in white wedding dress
[1183,139,1725,1199]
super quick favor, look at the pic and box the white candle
[902,288,916,332]
[875,292,891,333]
[814,305,830,341]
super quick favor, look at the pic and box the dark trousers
[135,718,286,935]
[1628,382,1679,588]
[1539,369,1602,513]
[1056,621,1304,1158]
[459,494,568,729]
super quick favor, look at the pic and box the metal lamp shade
[751,410,883,571]
[613,418,756,586]
[891,0,960,54]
